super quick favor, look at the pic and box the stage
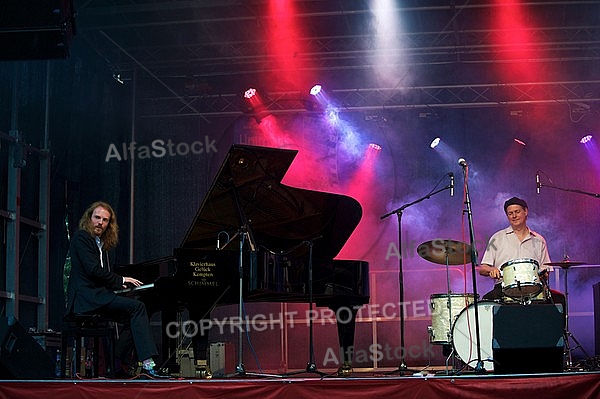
[1,370,599,399]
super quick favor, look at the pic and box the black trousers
[99,295,158,362]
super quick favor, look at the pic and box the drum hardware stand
[441,250,458,375]
[381,174,453,375]
[540,270,554,305]
[459,160,486,374]
[419,240,473,375]
[442,344,456,374]
[537,175,600,369]
[556,261,592,369]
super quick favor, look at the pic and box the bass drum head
[451,301,500,372]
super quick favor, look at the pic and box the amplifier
[0,316,54,379]
[209,342,235,377]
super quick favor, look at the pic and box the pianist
[65,201,163,378]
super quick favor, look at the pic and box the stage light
[310,84,322,96]
[369,143,382,151]
[580,135,593,144]
[430,137,440,149]
[513,138,526,146]
[244,88,257,99]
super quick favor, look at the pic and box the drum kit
[419,239,589,373]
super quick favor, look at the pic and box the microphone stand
[538,181,600,199]
[536,177,596,368]
[283,237,327,378]
[460,164,486,374]
[381,180,453,375]
[228,186,281,378]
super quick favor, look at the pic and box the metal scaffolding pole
[5,63,21,320]
[37,60,52,329]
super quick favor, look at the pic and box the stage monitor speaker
[0,0,75,60]
[492,303,564,374]
[0,316,54,379]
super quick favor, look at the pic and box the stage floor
[1,370,599,399]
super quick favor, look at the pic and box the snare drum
[501,285,548,304]
[500,258,542,299]
[428,293,477,344]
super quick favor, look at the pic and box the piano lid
[180,144,362,259]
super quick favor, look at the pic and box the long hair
[78,201,119,250]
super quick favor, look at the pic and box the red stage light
[244,88,257,99]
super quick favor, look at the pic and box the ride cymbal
[417,239,470,265]
[544,260,586,269]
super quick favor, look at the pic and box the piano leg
[330,303,359,377]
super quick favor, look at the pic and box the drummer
[478,196,565,309]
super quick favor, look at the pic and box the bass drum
[451,301,500,371]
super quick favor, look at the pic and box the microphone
[217,230,229,250]
[536,171,540,194]
[458,158,468,168]
[449,173,454,197]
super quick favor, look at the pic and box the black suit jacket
[65,229,124,314]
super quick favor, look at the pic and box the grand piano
[117,144,369,376]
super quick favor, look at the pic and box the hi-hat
[544,260,586,269]
[417,239,470,265]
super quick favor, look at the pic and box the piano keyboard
[115,283,155,295]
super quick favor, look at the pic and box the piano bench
[60,313,117,378]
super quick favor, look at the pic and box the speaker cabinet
[492,304,564,374]
[0,1,75,60]
[0,316,54,379]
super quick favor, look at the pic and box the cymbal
[417,239,470,265]
[544,260,586,269]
